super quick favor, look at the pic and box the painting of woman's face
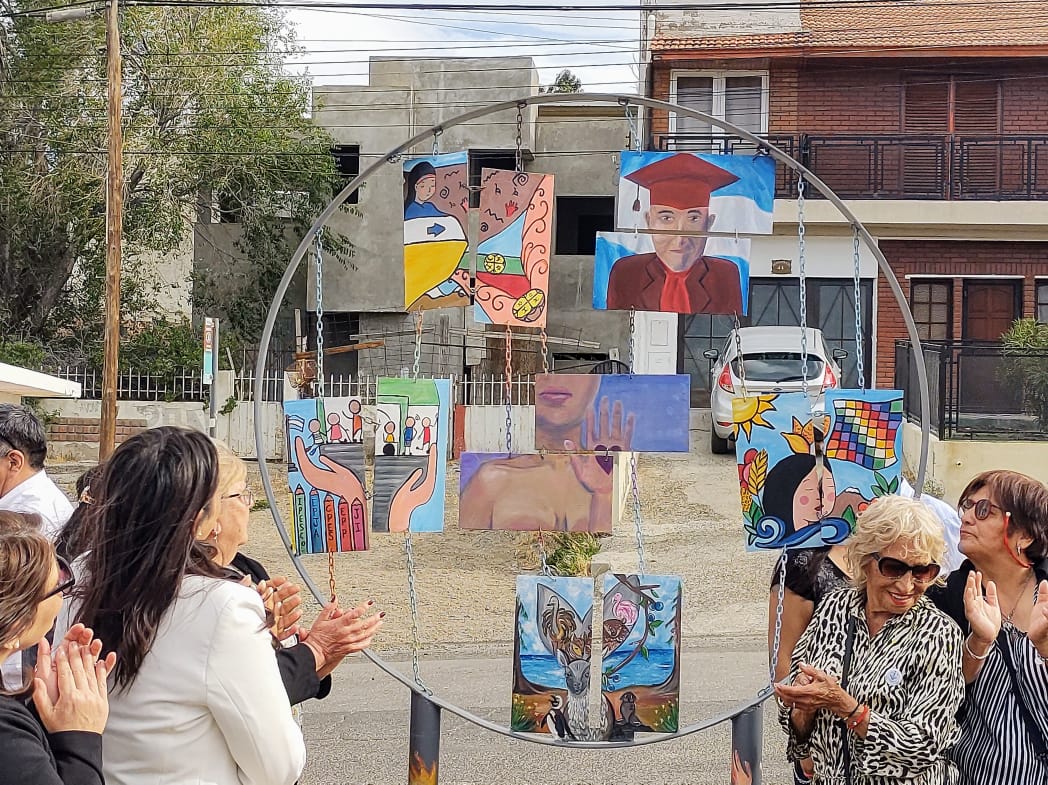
[535,375,600,430]
[792,467,824,528]
[414,174,436,203]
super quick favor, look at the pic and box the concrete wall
[654,0,801,38]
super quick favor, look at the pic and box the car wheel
[710,427,732,455]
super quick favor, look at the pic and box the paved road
[298,640,792,785]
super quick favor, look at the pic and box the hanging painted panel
[284,396,368,553]
[601,573,682,736]
[403,152,471,311]
[594,231,750,315]
[513,576,594,738]
[733,392,849,551]
[821,389,905,526]
[459,452,614,533]
[372,378,450,533]
[534,373,690,453]
[474,168,554,327]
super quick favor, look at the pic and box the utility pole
[99,0,124,460]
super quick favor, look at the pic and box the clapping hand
[774,663,853,718]
[33,636,115,735]
[299,599,385,679]
[256,577,304,642]
[1028,579,1048,655]
[964,571,1001,646]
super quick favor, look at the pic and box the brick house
[645,0,1048,419]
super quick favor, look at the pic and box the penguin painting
[543,694,575,740]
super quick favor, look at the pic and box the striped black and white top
[780,587,964,785]
[930,560,1048,785]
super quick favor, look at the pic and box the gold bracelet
[964,634,994,661]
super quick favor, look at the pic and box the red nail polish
[367,600,375,606]
[378,611,386,619]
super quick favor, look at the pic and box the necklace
[1004,572,1035,625]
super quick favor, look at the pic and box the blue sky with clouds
[285,4,640,92]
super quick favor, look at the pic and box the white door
[631,312,678,374]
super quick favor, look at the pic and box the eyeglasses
[224,490,255,508]
[959,497,1005,521]
[874,554,941,584]
[41,555,76,601]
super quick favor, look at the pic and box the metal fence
[894,341,1048,440]
[41,365,207,402]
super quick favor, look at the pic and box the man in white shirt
[0,404,73,540]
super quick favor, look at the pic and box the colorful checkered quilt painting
[823,392,903,471]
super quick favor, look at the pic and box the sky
[283,3,641,93]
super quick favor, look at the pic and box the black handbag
[839,616,859,785]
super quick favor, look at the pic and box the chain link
[412,310,423,380]
[314,230,325,399]
[733,311,747,396]
[625,104,640,152]
[797,176,809,399]
[628,307,636,374]
[537,530,554,577]
[770,549,788,683]
[514,103,525,173]
[539,326,550,375]
[629,452,647,576]
[432,128,442,157]
[504,326,513,454]
[852,225,866,390]
[403,532,431,693]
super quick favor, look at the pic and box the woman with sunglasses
[0,510,116,785]
[775,494,963,785]
[928,470,1048,784]
[207,441,383,707]
[65,427,305,785]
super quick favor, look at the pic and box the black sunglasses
[959,497,1005,521]
[875,555,941,584]
[41,555,75,601]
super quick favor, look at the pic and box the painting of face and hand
[733,390,904,551]
[594,151,775,315]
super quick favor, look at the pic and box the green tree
[0,1,339,353]
[1001,318,1048,430]
[542,68,583,94]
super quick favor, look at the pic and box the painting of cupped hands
[601,573,682,736]
[372,377,450,533]
[283,397,368,553]
[534,374,690,453]
[474,168,554,327]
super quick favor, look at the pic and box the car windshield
[731,352,824,382]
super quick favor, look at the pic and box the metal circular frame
[252,92,931,748]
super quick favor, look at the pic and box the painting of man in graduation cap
[605,153,745,314]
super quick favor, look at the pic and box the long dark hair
[763,454,829,533]
[55,463,106,562]
[0,510,54,696]
[404,160,436,210]
[74,427,226,689]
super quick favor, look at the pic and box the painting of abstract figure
[601,573,682,736]
[733,392,850,551]
[474,168,554,327]
[403,152,470,311]
[534,374,690,453]
[284,397,368,553]
[372,377,450,533]
[594,231,750,315]
[820,389,905,528]
[513,576,594,738]
[459,452,614,533]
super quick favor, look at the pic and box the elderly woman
[209,441,383,707]
[929,470,1048,784]
[774,494,963,785]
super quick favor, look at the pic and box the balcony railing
[893,340,1048,441]
[652,133,1048,200]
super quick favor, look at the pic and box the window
[554,196,614,254]
[468,151,517,207]
[910,280,952,341]
[331,145,360,205]
[1038,282,1048,323]
[669,71,768,138]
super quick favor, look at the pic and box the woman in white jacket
[68,426,305,785]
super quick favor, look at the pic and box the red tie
[660,268,692,312]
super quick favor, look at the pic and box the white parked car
[703,326,848,454]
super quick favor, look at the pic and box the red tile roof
[651,0,1048,55]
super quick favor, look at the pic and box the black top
[0,694,103,785]
[770,546,850,605]
[230,552,332,706]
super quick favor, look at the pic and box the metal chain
[537,530,554,577]
[432,128,442,157]
[770,549,788,683]
[625,104,639,152]
[314,230,325,399]
[797,176,809,399]
[629,452,647,576]
[733,311,748,396]
[628,307,637,374]
[852,225,866,390]
[504,326,513,454]
[412,310,423,380]
[539,326,550,375]
[514,103,525,173]
[403,532,431,693]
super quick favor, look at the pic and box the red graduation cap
[625,153,739,210]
